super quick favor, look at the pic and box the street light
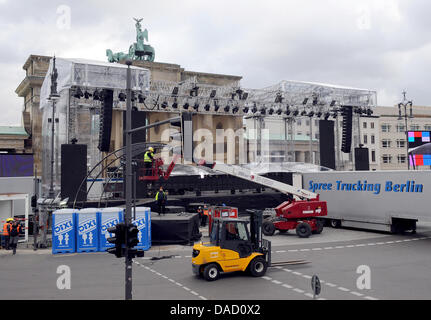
[398,91,413,170]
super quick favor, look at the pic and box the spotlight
[172,87,179,96]
[183,102,189,110]
[243,107,249,113]
[285,109,291,116]
[93,89,101,101]
[300,110,307,116]
[118,92,126,101]
[293,109,299,116]
[312,97,318,106]
[232,106,239,113]
[275,93,283,103]
[84,90,92,99]
[302,98,308,105]
[190,86,199,97]
[276,108,283,115]
[316,111,322,118]
[193,103,199,111]
[251,105,258,113]
[241,92,248,100]
[214,100,220,111]
[204,104,211,111]
[138,94,145,103]
[308,111,314,117]
[330,100,336,107]
[161,101,168,109]
[260,107,266,115]
[210,90,217,98]
[268,108,274,115]
[130,92,136,102]
[172,101,178,109]
[73,87,83,99]
[331,112,337,119]
[367,108,373,116]
[224,105,230,112]
[324,112,330,120]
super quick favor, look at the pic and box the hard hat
[149,147,154,152]
[6,218,13,222]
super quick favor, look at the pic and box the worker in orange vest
[8,220,22,255]
[2,218,13,250]
[201,205,209,227]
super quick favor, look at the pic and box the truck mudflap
[192,263,200,275]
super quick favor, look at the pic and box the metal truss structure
[73,78,377,119]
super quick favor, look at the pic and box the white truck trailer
[300,170,431,233]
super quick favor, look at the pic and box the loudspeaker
[319,120,336,169]
[98,89,113,152]
[61,144,87,203]
[341,106,353,153]
[355,147,370,171]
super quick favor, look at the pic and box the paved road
[1,224,431,300]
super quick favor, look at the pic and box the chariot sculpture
[107,18,155,63]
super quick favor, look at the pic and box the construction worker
[155,186,167,215]
[2,218,13,250]
[144,147,154,176]
[8,220,22,255]
[201,205,209,227]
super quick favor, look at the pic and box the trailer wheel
[330,219,341,228]
[312,219,324,234]
[249,256,268,277]
[203,263,220,281]
[262,220,276,236]
[296,222,312,238]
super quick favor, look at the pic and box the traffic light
[126,223,139,248]
[170,113,193,162]
[107,222,126,258]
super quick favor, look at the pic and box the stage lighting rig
[300,109,307,116]
[276,108,283,115]
[232,106,239,114]
[214,100,220,112]
[210,90,217,98]
[251,104,258,114]
[316,111,322,118]
[190,86,199,97]
[302,98,309,105]
[204,103,211,111]
[183,102,190,110]
[93,89,101,101]
[73,87,84,99]
[172,86,179,96]
[268,107,274,115]
[138,94,146,104]
[324,112,330,120]
[118,92,126,102]
[224,104,230,112]
[308,110,314,117]
[172,99,178,109]
[293,109,299,116]
[260,106,266,115]
[243,106,249,113]
[193,102,200,111]
[275,93,283,103]
[161,101,168,109]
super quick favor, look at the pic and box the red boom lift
[198,160,328,238]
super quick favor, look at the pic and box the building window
[363,122,367,129]
[396,140,405,148]
[363,135,368,144]
[371,150,376,162]
[297,119,302,126]
[382,154,392,164]
[410,124,420,131]
[306,119,310,126]
[314,120,319,126]
[396,124,405,132]
[382,139,391,148]
[371,135,375,144]
[371,122,374,129]
[397,154,407,164]
[424,124,431,131]
[381,124,391,132]
[315,133,319,139]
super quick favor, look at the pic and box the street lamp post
[398,91,413,170]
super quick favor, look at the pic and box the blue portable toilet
[132,207,151,251]
[52,209,77,254]
[76,208,99,253]
[98,207,124,252]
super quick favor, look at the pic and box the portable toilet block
[52,209,77,254]
[132,207,151,251]
[98,207,124,252]
[76,208,99,253]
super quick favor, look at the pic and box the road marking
[282,284,293,289]
[338,287,350,292]
[272,280,282,284]
[365,296,378,300]
[325,282,337,287]
[293,288,305,293]
[133,260,207,300]
[350,291,364,297]
[262,276,272,280]
[261,274,317,299]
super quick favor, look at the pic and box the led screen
[408,131,431,166]
[0,154,34,177]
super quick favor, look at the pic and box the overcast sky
[1,0,430,126]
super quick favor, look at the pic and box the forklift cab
[210,218,254,258]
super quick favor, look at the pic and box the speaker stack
[341,106,353,153]
[319,120,336,169]
[98,89,114,153]
[61,144,87,203]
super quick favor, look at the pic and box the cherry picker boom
[198,160,328,238]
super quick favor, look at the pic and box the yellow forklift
[191,209,306,281]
